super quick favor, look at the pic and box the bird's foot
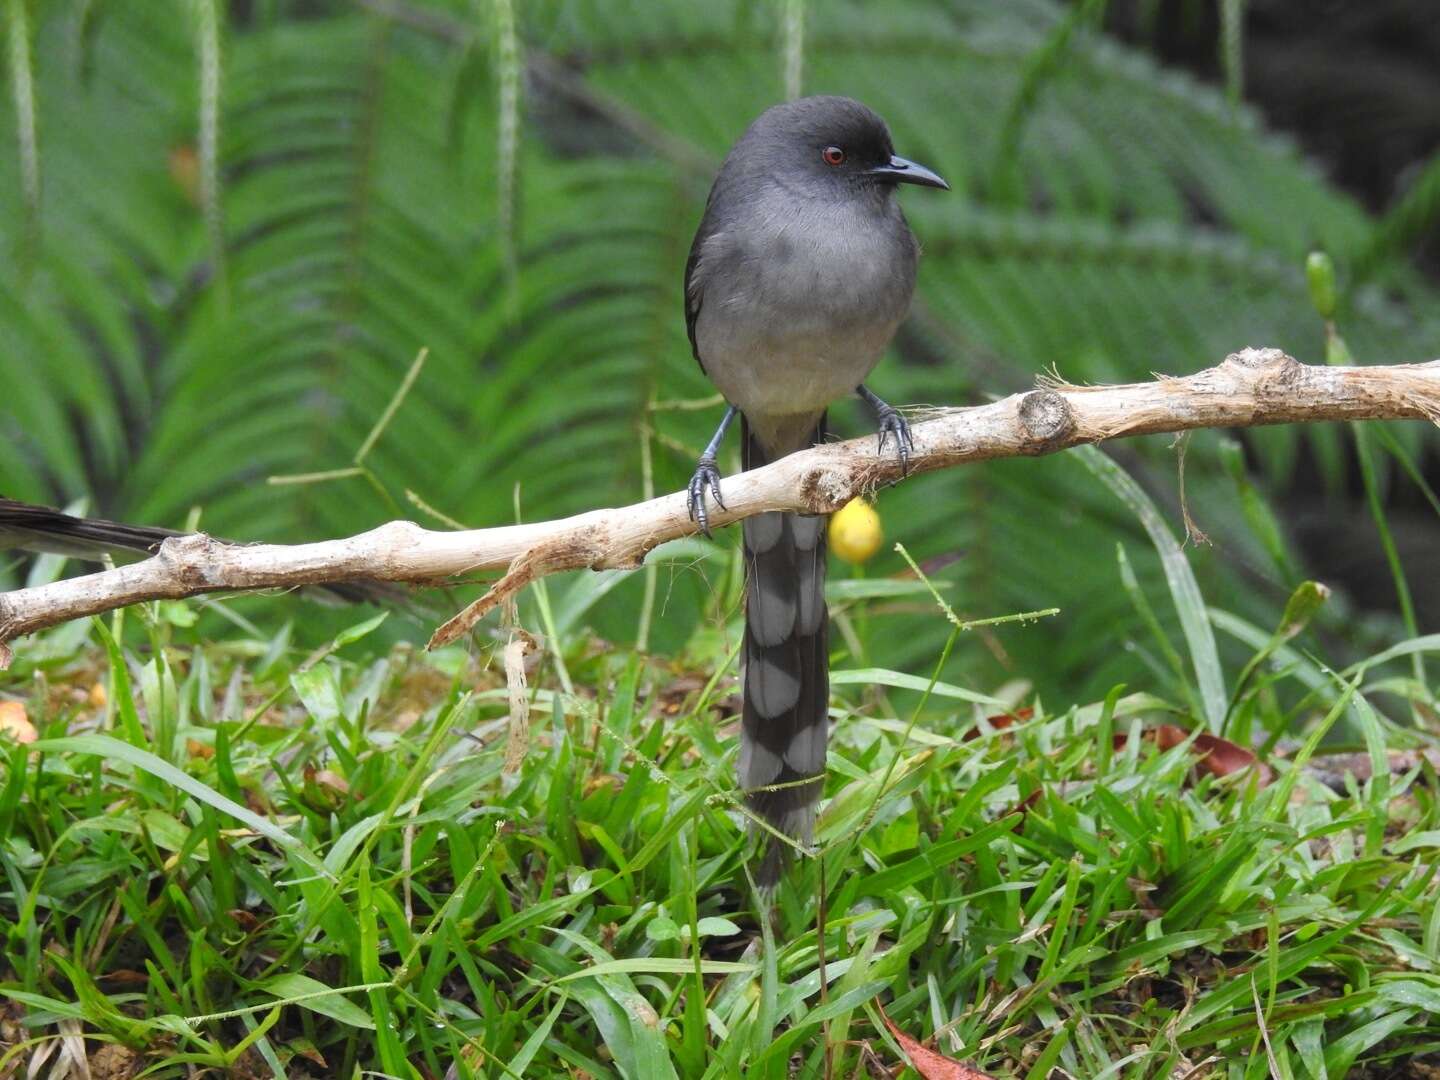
[857,383,914,475]
[874,406,913,475]
[687,455,726,537]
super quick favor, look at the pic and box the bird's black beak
[868,154,948,190]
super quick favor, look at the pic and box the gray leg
[856,384,912,473]
[688,404,738,536]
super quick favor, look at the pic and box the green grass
[0,536,1438,1079]
[0,433,1436,1079]
[3,5,1438,1074]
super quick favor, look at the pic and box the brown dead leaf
[312,769,349,794]
[0,700,36,744]
[227,909,261,931]
[1154,725,1272,783]
[964,707,1033,742]
[88,1042,140,1080]
[879,1004,998,1080]
[300,764,350,812]
[288,1037,327,1069]
[1115,725,1272,785]
[1010,788,1044,817]
[97,969,151,987]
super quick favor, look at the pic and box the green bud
[1279,580,1330,641]
[1306,251,1337,319]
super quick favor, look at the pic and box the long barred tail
[739,417,829,886]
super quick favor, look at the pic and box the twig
[2,349,1437,666]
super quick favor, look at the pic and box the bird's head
[741,95,949,199]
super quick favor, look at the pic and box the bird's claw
[687,455,726,537]
[875,407,913,475]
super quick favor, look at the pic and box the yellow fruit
[829,497,883,565]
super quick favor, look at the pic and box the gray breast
[693,194,918,424]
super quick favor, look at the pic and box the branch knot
[800,462,857,513]
[1017,389,1076,447]
[1225,347,1298,375]
[157,534,225,589]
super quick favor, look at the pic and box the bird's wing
[682,217,710,376]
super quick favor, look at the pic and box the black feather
[739,417,829,886]
[0,497,415,610]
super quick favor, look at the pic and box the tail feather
[0,498,177,557]
[739,418,828,885]
[0,497,413,609]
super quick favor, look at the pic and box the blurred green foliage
[0,0,1436,698]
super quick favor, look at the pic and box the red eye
[821,146,846,167]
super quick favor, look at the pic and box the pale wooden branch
[2,348,1437,666]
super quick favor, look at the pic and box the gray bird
[683,95,947,883]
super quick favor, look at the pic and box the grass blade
[31,733,329,879]
[1079,445,1226,731]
